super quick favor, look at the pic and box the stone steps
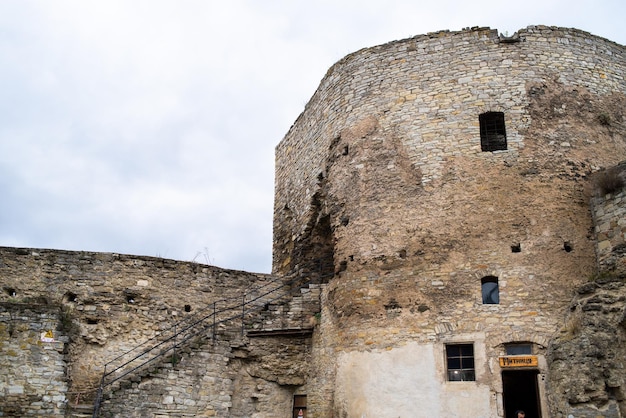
[66,403,94,417]
[94,281,322,416]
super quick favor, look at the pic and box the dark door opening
[292,395,307,418]
[502,370,542,418]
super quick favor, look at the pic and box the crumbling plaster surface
[334,341,491,418]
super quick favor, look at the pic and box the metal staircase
[90,271,318,417]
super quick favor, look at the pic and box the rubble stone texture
[274,26,626,417]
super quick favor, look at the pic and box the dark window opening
[342,145,349,155]
[293,395,307,418]
[86,318,99,325]
[505,343,532,355]
[480,112,507,151]
[4,287,16,297]
[446,343,475,381]
[481,276,500,304]
[511,243,521,253]
[184,304,192,312]
[126,294,137,304]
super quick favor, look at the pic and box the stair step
[67,403,94,417]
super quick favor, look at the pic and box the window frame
[292,394,307,418]
[479,112,507,152]
[505,343,533,355]
[445,343,476,382]
[481,276,500,304]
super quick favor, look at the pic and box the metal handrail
[91,267,324,417]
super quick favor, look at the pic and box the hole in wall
[564,242,573,252]
[398,249,407,259]
[126,294,137,303]
[184,304,192,312]
[85,318,99,325]
[511,243,521,253]
[342,145,349,155]
[64,292,78,303]
[4,287,16,297]
[341,216,349,226]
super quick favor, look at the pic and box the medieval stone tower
[1,25,625,418]
[273,26,626,417]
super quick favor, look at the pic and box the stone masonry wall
[0,247,319,417]
[592,162,626,276]
[545,163,626,417]
[272,25,626,417]
[0,303,68,416]
[273,25,626,274]
[100,333,311,418]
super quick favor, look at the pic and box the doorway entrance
[502,370,542,418]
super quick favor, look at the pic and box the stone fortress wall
[0,25,625,418]
[592,161,626,275]
[273,25,625,274]
[0,248,320,416]
[273,26,626,417]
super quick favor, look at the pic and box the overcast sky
[0,1,624,273]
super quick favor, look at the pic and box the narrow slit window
[293,395,307,418]
[479,112,507,151]
[481,276,500,304]
[446,343,475,381]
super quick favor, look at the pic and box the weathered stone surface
[274,25,626,417]
[0,248,318,417]
[0,303,68,416]
[548,275,626,417]
[1,25,626,418]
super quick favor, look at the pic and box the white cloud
[0,0,624,272]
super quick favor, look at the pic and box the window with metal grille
[479,112,507,151]
[481,276,500,304]
[446,343,475,381]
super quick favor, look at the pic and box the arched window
[479,112,507,151]
[481,276,499,304]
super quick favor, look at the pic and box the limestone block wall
[548,275,626,417]
[100,333,311,418]
[0,303,68,416]
[0,247,318,416]
[272,25,626,417]
[273,25,626,275]
[591,162,626,275]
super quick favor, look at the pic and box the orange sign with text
[499,355,538,368]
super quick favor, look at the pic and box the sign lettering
[499,355,538,368]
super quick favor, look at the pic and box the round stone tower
[273,26,626,417]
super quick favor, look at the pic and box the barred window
[480,112,507,151]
